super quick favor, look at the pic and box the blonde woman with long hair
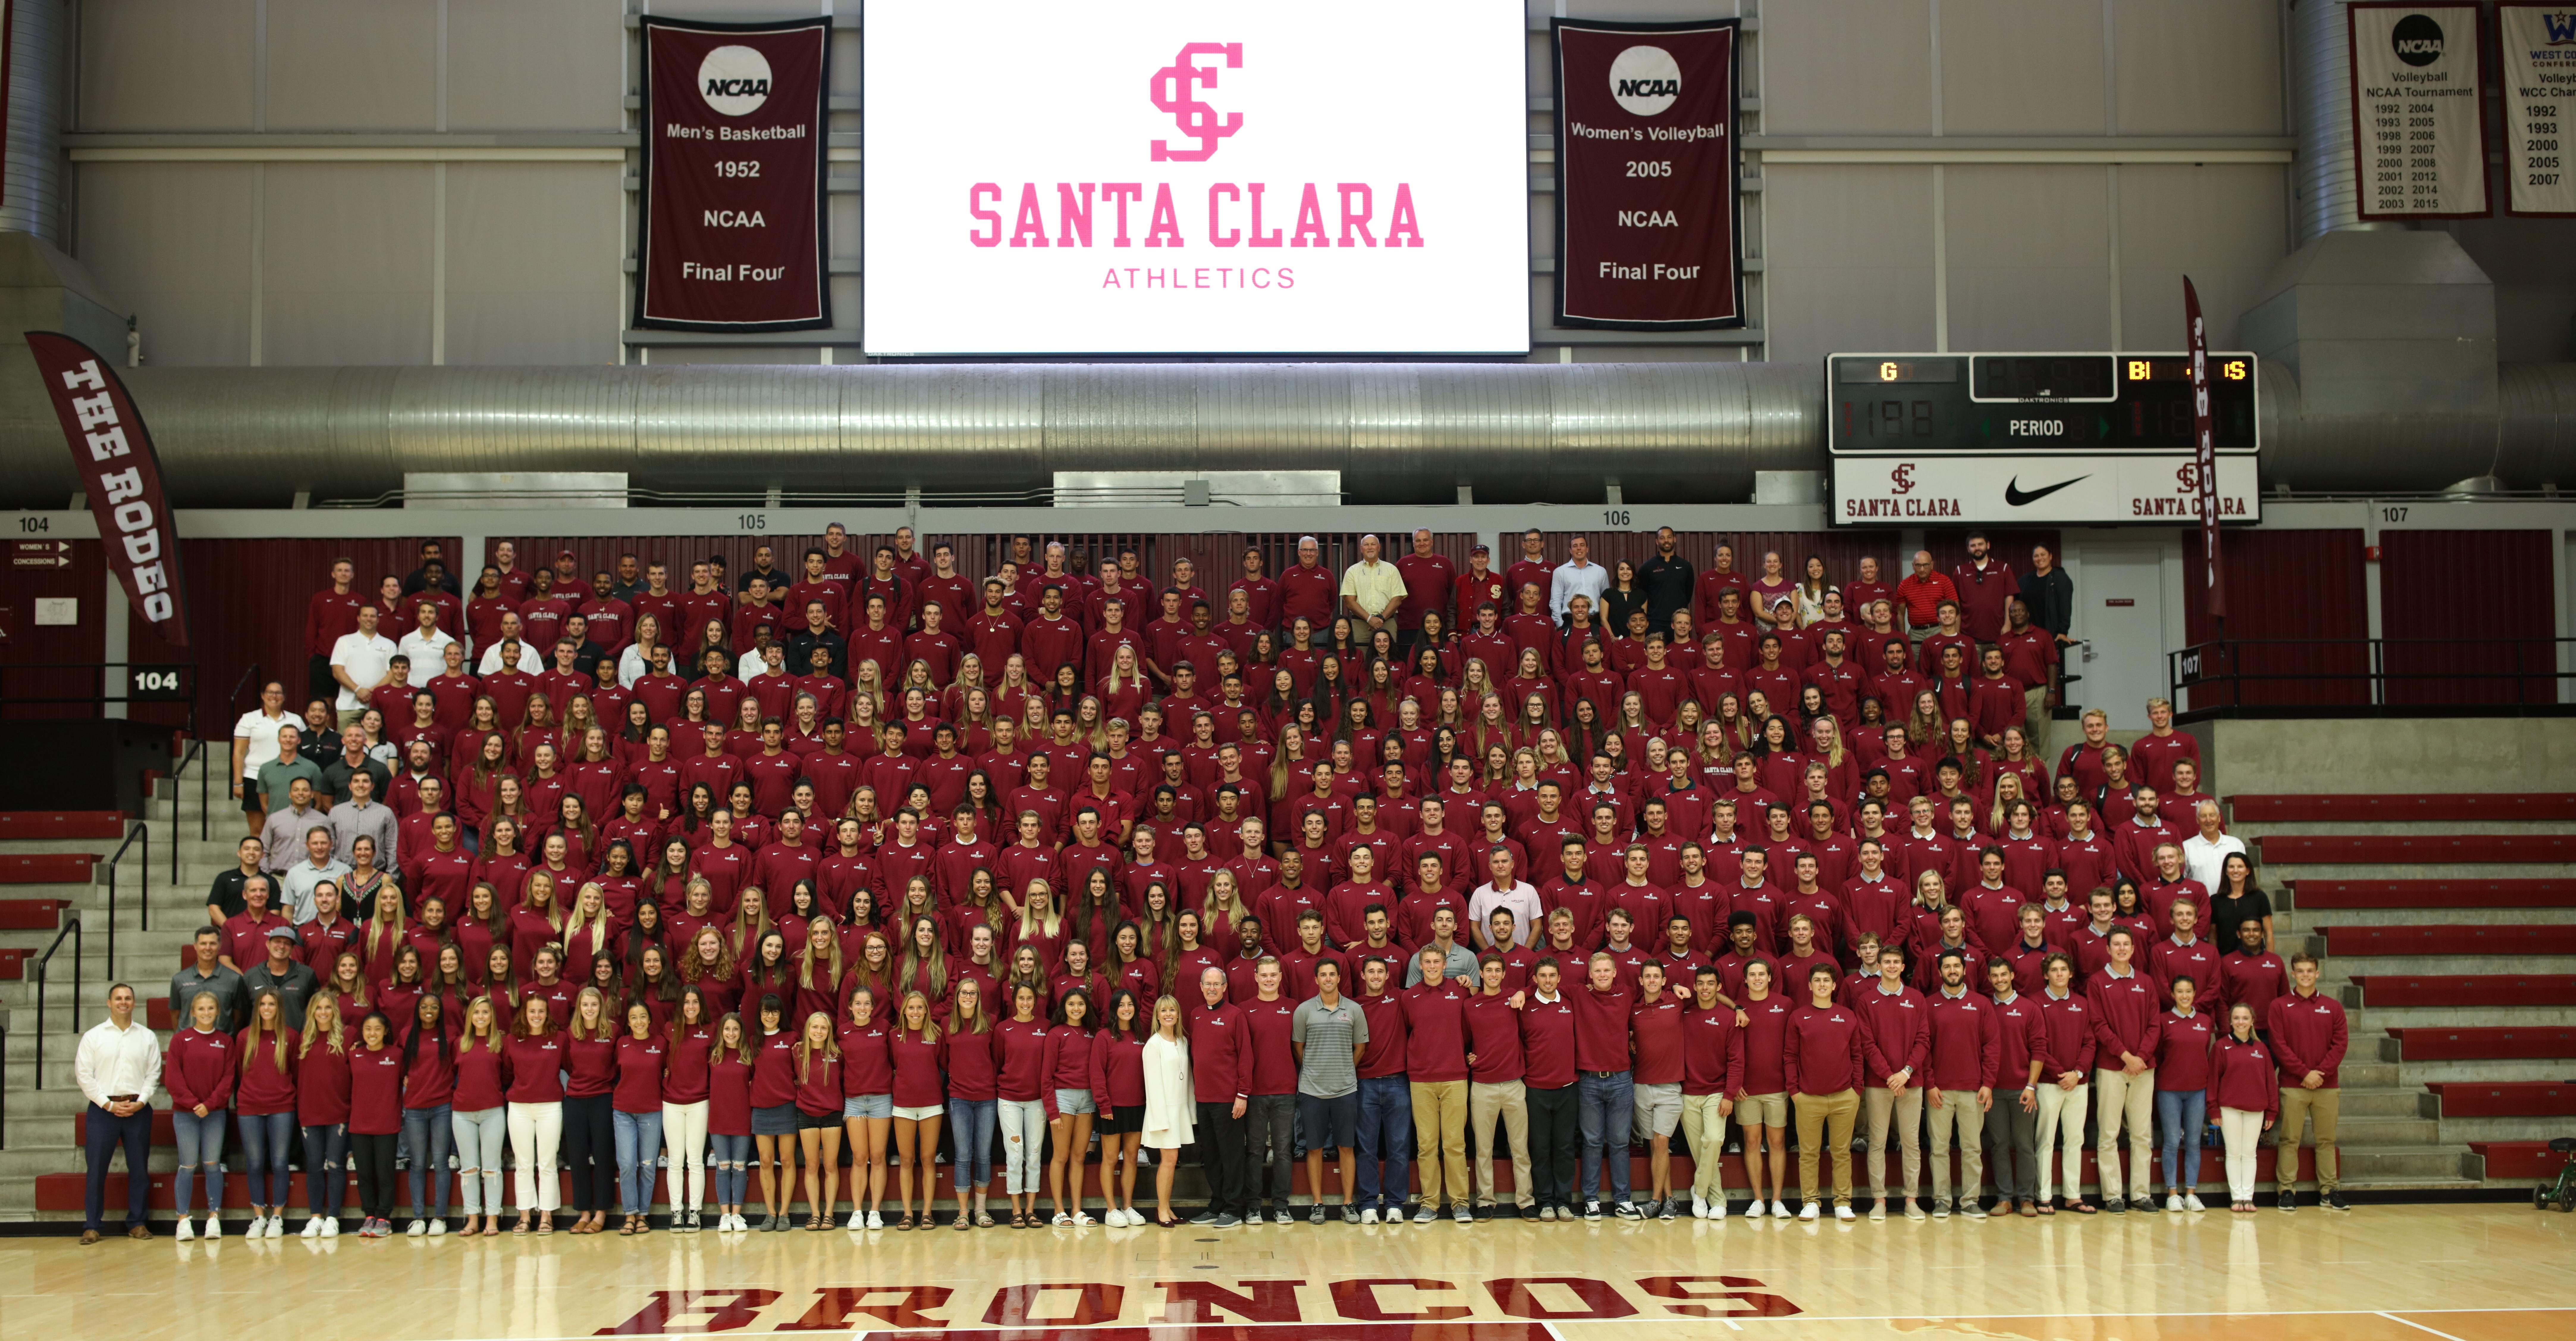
[1201,867,1252,942]
[888,990,945,1229]
[291,991,351,1238]
[1139,994,1194,1225]
[792,1011,844,1230]
[235,986,299,1236]
[560,881,616,985]
[450,994,510,1235]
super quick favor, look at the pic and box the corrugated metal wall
[0,537,106,719]
[123,536,462,732]
[2182,528,2369,710]
[2379,530,2559,706]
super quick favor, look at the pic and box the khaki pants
[1794,1089,1859,1206]
[2024,686,2051,759]
[1680,1093,1730,1200]
[2275,1085,2340,1193]
[2034,1082,2089,1202]
[2095,1067,2156,1201]
[1864,1084,1923,1200]
[1409,1079,1470,1209]
[1926,1095,1983,1205]
[1469,1079,1532,1207]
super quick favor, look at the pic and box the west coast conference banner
[2349,2,2490,220]
[1552,18,1743,330]
[635,17,831,332]
[2499,4,2576,216]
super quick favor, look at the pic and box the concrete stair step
[2226,793,2576,824]
[2324,1088,2436,1118]
[2440,1114,2576,1142]
[2359,1003,2576,1028]
[2405,1059,2576,1084]
[2289,906,2576,927]
[2262,862,2576,881]
[2324,954,2576,976]
[2259,834,2576,864]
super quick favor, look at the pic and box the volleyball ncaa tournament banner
[635,17,831,332]
[1552,19,1743,330]
[2348,2,2490,219]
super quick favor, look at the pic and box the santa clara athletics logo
[1150,42,1244,162]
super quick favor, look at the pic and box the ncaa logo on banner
[699,45,774,115]
[2391,13,2445,66]
[1608,45,1682,115]
[1150,42,1244,161]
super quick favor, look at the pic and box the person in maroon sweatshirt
[2086,928,2160,1212]
[1402,946,1475,1221]
[1922,949,1999,1219]
[1980,957,2046,1217]
[1464,951,1533,1218]
[1734,959,1795,1218]
[1628,960,1690,1218]
[1680,964,1745,1220]
[2265,952,2350,1211]
[1785,962,1885,1221]
[1186,966,1255,1226]
[1853,944,1929,1221]
[1571,951,1643,1219]
[166,991,238,1238]
[2208,1001,2280,1212]
[2032,953,2095,1214]
[2150,976,2216,1213]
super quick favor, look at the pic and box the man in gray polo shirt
[254,728,325,819]
[326,768,399,870]
[1292,959,1368,1224]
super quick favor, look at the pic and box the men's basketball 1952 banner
[1552,18,1743,330]
[635,17,831,332]
[2348,2,2490,219]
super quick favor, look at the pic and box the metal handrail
[31,914,82,1090]
[102,821,147,971]
[2171,636,2576,710]
[206,662,263,846]
[168,737,202,885]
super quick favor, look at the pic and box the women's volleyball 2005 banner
[1552,18,1744,331]
[635,16,832,332]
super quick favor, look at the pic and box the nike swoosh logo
[2004,475,2089,506]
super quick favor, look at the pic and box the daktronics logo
[1150,42,1244,161]
[1608,45,1682,116]
[698,45,773,115]
[2393,13,2444,66]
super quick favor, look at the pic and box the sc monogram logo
[1151,42,1244,162]
[1890,464,1918,494]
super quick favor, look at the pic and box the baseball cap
[266,923,302,944]
[1470,543,1491,555]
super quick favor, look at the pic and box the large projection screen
[863,1,1530,356]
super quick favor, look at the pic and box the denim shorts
[842,1094,893,1119]
[893,1103,943,1122]
[1053,1087,1097,1117]
[751,1103,800,1136]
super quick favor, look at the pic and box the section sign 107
[1824,352,2261,527]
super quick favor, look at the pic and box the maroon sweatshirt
[1923,989,1999,1092]
[1186,1000,1249,1103]
[1784,1001,1888,1096]
[2085,968,2160,1067]
[2264,990,2349,1087]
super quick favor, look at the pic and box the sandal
[619,1218,636,1236]
[2068,1199,2097,1215]
[897,1212,915,1231]
[537,1214,554,1235]
[513,1215,532,1235]
[953,1210,971,1230]
[2036,1201,2056,1216]
[976,1209,995,1228]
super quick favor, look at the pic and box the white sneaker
[1740,1199,1764,1219]
[2183,1194,2207,1213]
[320,1216,338,1238]
[406,1219,427,1237]
[176,1217,197,1241]
[206,1215,223,1238]
[1771,1200,1792,1219]
[1798,1202,1820,1221]
[1835,1204,1857,1222]
[300,1216,321,1239]
[1106,1207,1130,1227]
[1711,1197,1727,1221]
[866,1210,883,1230]
[428,1218,447,1236]
[1691,1194,1708,1219]
[1360,1207,1379,1224]
[265,1215,284,1239]
[848,1210,867,1229]
[2165,1194,2183,1213]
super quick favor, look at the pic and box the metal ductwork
[0,360,1824,507]
[0,0,61,244]
[2291,0,2370,246]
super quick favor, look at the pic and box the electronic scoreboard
[1825,352,2260,525]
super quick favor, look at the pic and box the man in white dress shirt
[76,984,161,1242]
[1550,536,1609,626]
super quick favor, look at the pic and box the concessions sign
[2349,2,2490,219]
[24,331,190,646]
[635,17,831,332]
[1552,18,1743,330]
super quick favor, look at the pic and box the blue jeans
[1577,1071,1634,1204]
[173,1108,227,1218]
[2157,1089,2207,1189]
[709,1132,753,1205]
[402,1105,453,1215]
[239,1110,296,1207]
[1354,1075,1414,1213]
[300,1123,348,1217]
[614,1108,666,1214]
[948,1097,997,1191]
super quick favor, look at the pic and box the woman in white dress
[1139,995,1194,1227]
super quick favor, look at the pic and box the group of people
[69,526,2347,1243]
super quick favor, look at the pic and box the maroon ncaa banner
[24,331,189,646]
[2185,278,2226,619]
[635,17,831,332]
[1552,18,1743,330]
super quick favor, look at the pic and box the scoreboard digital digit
[1826,351,2260,525]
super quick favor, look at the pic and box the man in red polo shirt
[1277,537,1338,634]
[1893,550,1958,640]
